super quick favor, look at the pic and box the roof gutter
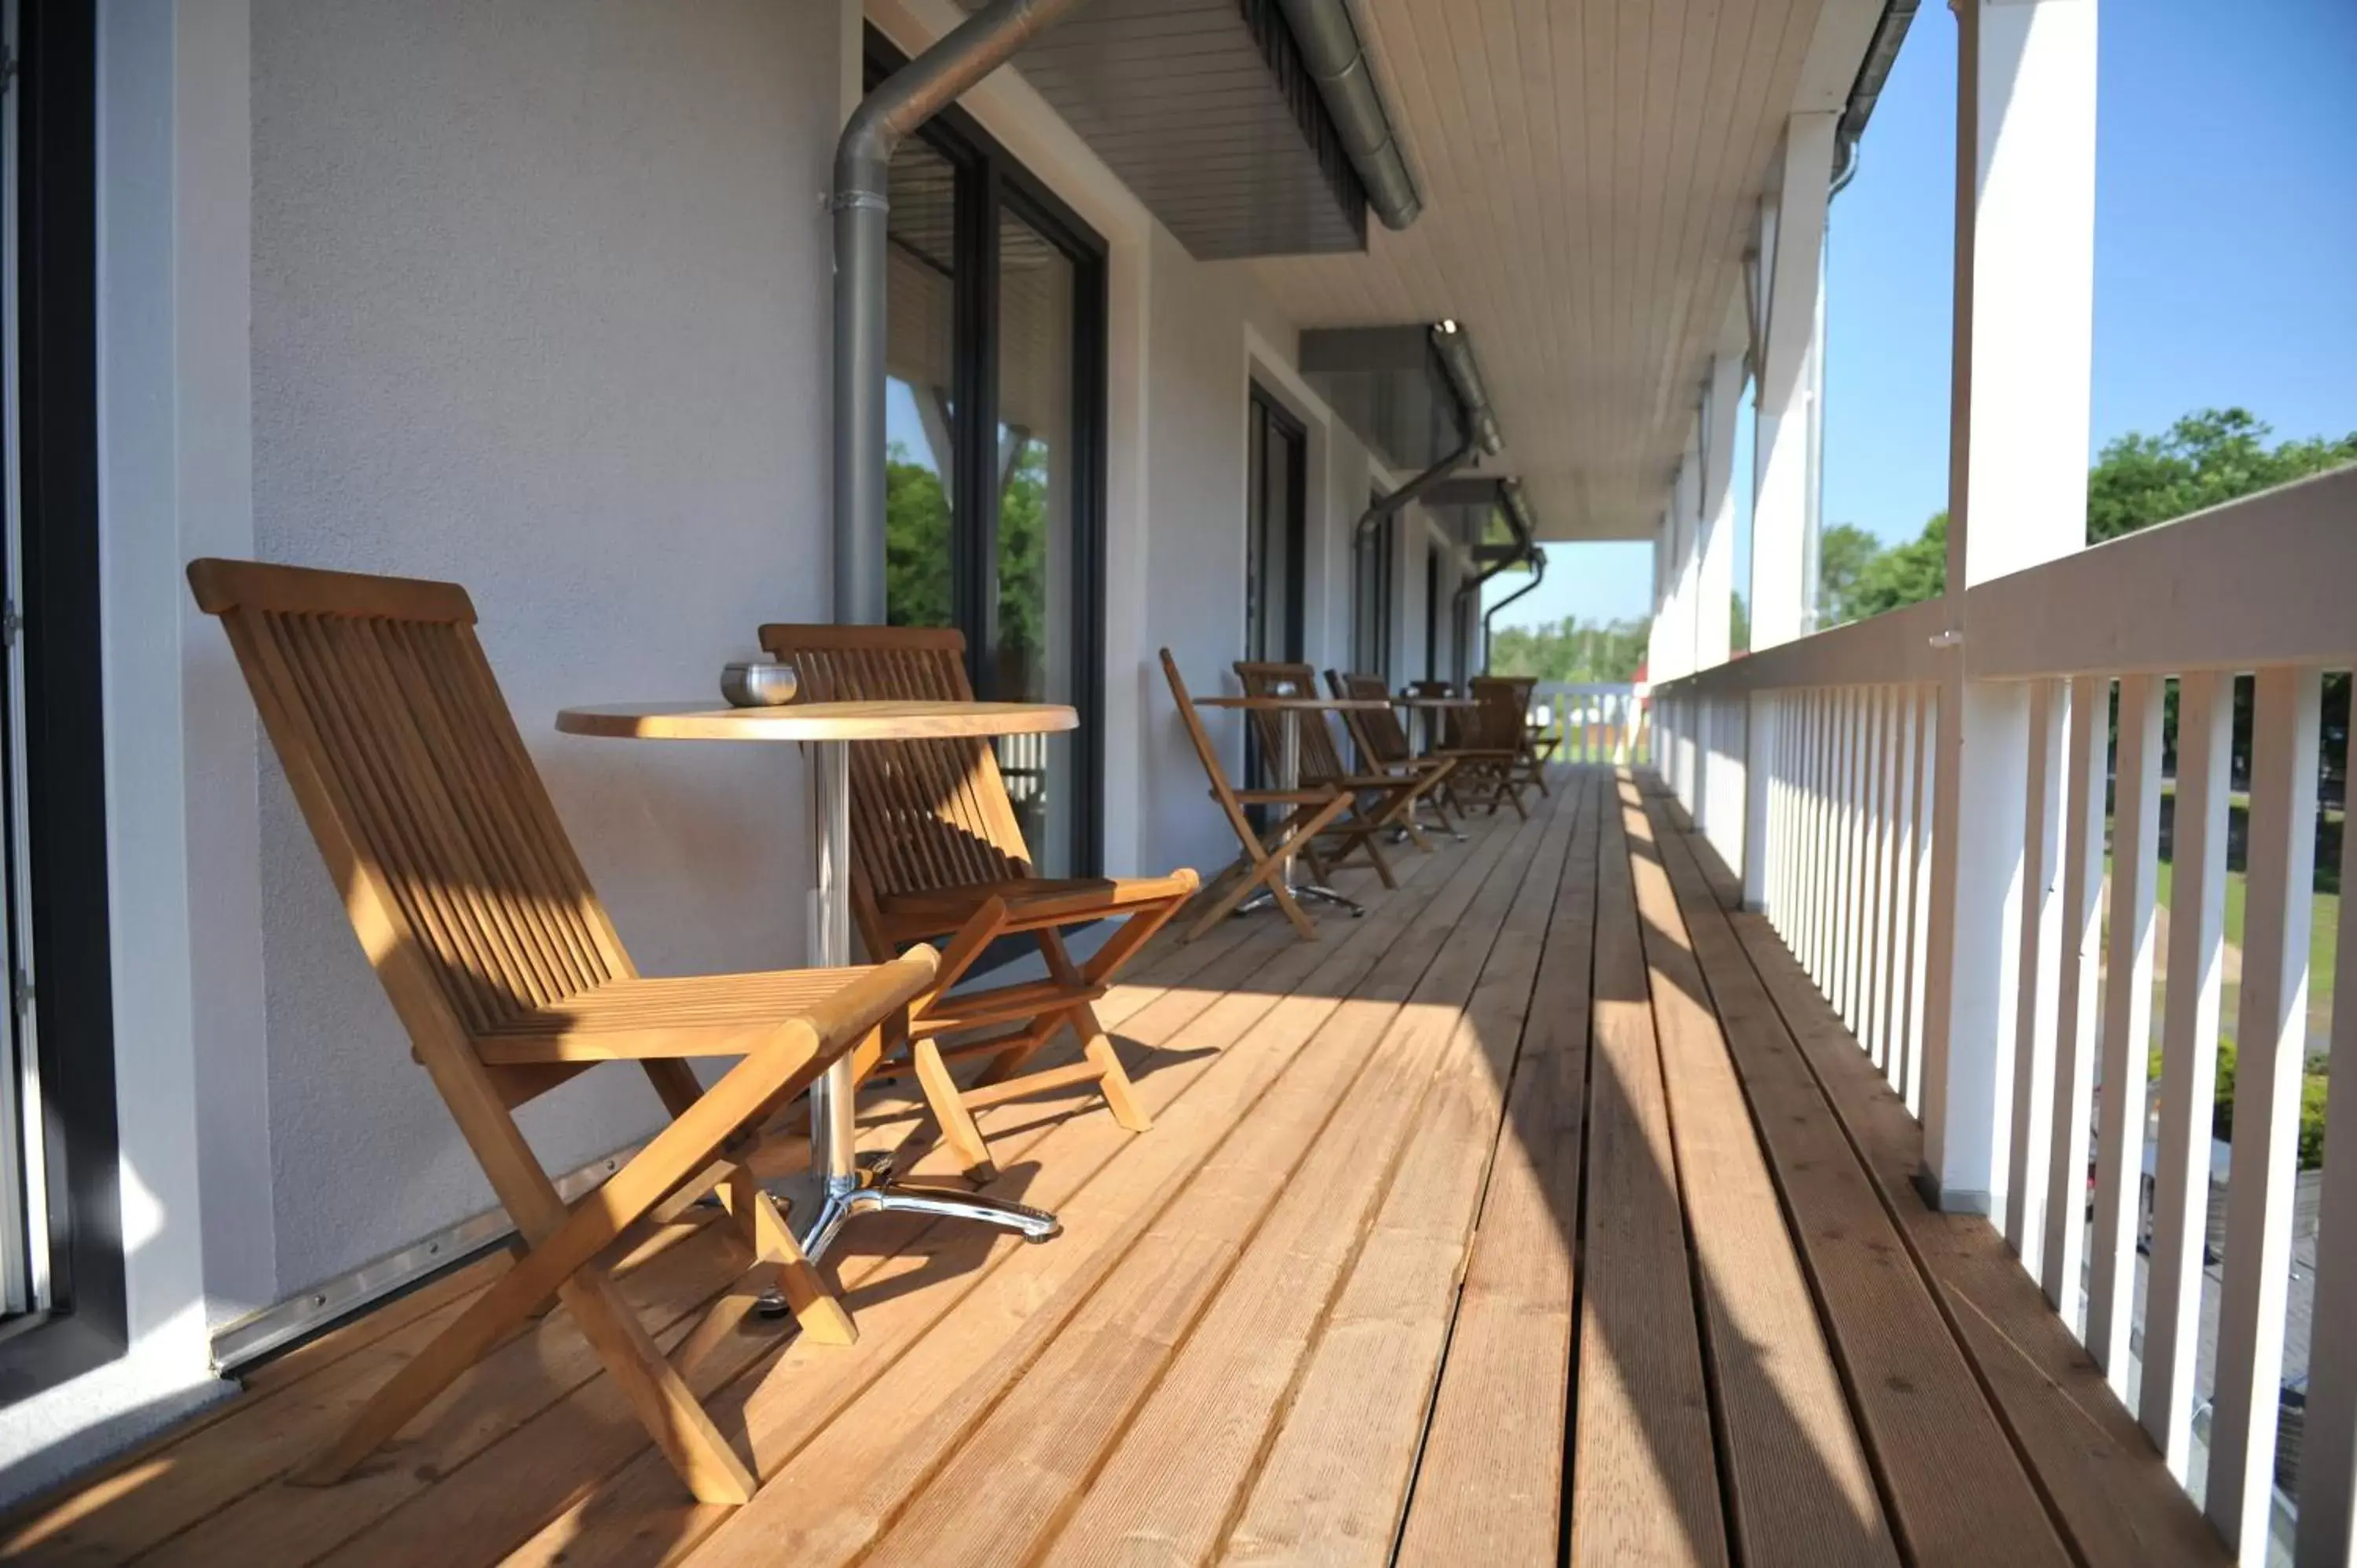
[1275,0,1421,230]
[834,0,1093,622]
[1480,548,1545,671]
[1352,321,1504,554]
[1830,0,1918,196]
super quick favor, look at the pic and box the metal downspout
[1480,548,1545,672]
[1275,0,1421,229]
[833,0,1092,624]
[1354,430,1476,557]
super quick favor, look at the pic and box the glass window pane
[885,139,958,630]
[994,208,1077,872]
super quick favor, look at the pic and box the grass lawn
[2151,855,2337,1060]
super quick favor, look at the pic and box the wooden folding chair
[1233,660,1446,874]
[757,624,1198,1181]
[1472,674,1553,798]
[1326,670,1464,840]
[1160,650,1355,941]
[1409,678,1530,819]
[189,558,938,1508]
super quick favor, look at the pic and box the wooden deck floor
[5,768,2234,1567]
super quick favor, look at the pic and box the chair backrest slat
[190,559,625,1043]
[755,625,1028,906]
[1329,671,1413,768]
[1233,661,1352,786]
[1471,675,1536,750]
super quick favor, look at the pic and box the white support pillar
[1750,112,1835,652]
[1915,0,2098,1215]
[1695,350,1744,846]
[1670,439,1705,809]
[1695,354,1741,673]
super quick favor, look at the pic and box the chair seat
[478,968,900,1060]
[878,874,1193,943]
[881,876,1116,919]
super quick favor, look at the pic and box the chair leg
[1069,1002,1152,1133]
[673,1175,854,1372]
[911,1033,996,1181]
[1357,826,1398,888]
[559,1270,758,1504]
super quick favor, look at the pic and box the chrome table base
[1236,882,1365,918]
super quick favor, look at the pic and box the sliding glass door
[1244,388,1306,665]
[874,33,1105,876]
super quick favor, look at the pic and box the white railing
[1530,681,1648,766]
[1650,467,2357,1567]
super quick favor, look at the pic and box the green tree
[1731,592,1750,655]
[885,441,953,629]
[2087,408,2357,542]
[1815,523,1883,628]
[1488,616,1650,684]
[1847,511,1948,619]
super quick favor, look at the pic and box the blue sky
[1491,0,2357,630]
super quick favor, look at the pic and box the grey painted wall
[247,0,846,1295]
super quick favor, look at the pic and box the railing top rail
[1653,464,2355,695]
[1962,464,2356,680]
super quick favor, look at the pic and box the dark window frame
[0,0,129,1405]
[1350,485,1394,680]
[865,30,1110,875]
[1244,384,1307,664]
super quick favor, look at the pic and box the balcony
[3,764,2240,1566]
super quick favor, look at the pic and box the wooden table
[1193,691,1391,918]
[556,698,1078,1266]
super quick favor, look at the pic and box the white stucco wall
[246,0,850,1296]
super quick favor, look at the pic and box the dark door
[1245,387,1307,664]
[1424,541,1443,683]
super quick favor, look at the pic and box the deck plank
[1212,774,1585,1566]
[1645,792,2074,1567]
[1665,808,2232,1568]
[1626,789,1899,1568]
[1568,775,1728,1566]
[838,801,1560,1566]
[1393,768,1602,1566]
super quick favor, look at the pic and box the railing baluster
[1817,688,1846,992]
[2007,678,2069,1276]
[2042,673,2109,1316]
[1839,687,1866,1024]
[2088,672,2164,1391]
[2141,669,2232,1479]
[1884,687,1918,1098]
[1843,687,1874,1039]
[1904,683,1937,1117]
[2209,665,2324,1560]
[2298,694,2357,1566]
[1868,685,1900,1074]
[1810,688,1829,971]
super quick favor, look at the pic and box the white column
[1695,356,1740,672]
[1915,0,2097,1214]
[1749,112,1834,652]
[1695,353,1743,844]
[1671,440,1705,808]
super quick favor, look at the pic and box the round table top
[1392,694,1479,709]
[1192,694,1392,712]
[555,699,1078,742]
